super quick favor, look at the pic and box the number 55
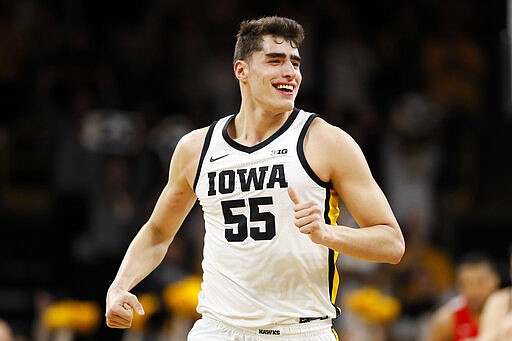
[221,197,276,242]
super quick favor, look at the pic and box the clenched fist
[288,187,332,245]
[105,287,145,329]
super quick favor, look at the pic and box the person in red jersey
[427,251,500,341]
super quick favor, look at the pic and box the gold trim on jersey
[328,189,340,305]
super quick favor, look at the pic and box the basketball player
[426,252,500,341]
[479,245,512,341]
[105,16,405,340]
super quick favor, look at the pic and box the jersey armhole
[193,120,218,192]
[297,114,330,188]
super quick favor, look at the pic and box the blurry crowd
[1,0,511,340]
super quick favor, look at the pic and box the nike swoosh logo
[209,154,230,162]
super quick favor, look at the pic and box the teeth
[276,84,293,91]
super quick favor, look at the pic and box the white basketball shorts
[187,315,338,341]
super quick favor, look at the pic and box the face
[235,35,302,113]
[457,263,499,313]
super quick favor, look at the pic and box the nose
[282,61,296,77]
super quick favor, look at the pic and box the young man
[426,252,500,341]
[105,16,405,340]
[479,245,512,341]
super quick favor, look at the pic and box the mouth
[273,83,295,96]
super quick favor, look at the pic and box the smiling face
[235,35,302,114]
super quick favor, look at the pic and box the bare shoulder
[170,126,210,185]
[305,116,369,182]
[307,117,358,149]
[176,126,210,156]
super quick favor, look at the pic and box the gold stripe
[327,189,340,225]
[332,327,340,341]
[331,251,339,304]
[328,189,340,304]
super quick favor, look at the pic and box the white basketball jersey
[193,108,340,328]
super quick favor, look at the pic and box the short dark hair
[233,16,304,63]
[457,250,497,273]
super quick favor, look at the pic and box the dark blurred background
[1,0,511,340]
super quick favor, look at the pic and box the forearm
[109,222,173,292]
[324,224,404,264]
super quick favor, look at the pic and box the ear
[234,60,248,81]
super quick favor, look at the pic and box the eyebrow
[265,52,301,62]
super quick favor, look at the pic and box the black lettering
[258,329,280,335]
[222,199,248,242]
[207,172,216,196]
[218,170,235,194]
[267,164,288,188]
[237,166,268,191]
[207,164,288,196]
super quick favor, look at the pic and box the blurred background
[1,0,511,340]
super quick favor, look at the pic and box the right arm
[105,127,208,328]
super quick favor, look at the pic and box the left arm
[291,118,404,264]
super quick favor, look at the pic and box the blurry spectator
[72,154,137,263]
[371,2,426,115]
[479,245,512,341]
[146,114,194,173]
[421,0,486,219]
[323,1,377,115]
[79,109,145,156]
[426,251,500,341]
[421,1,486,116]
[381,92,441,242]
[322,0,379,163]
[72,109,144,261]
[50,85,99,198]
[391,239,454,341]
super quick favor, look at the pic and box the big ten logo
[271,148,288,155]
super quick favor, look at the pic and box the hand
[105,287,144,329]
[288,187,331,245]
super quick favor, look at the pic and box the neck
[230,104,293,146]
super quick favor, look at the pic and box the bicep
[337,170,397,229]
[149,181,196,237]
[147,132,202,239]
[329,131,398,229]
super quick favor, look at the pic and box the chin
[273,100,295,113]
[261,96,296,114]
